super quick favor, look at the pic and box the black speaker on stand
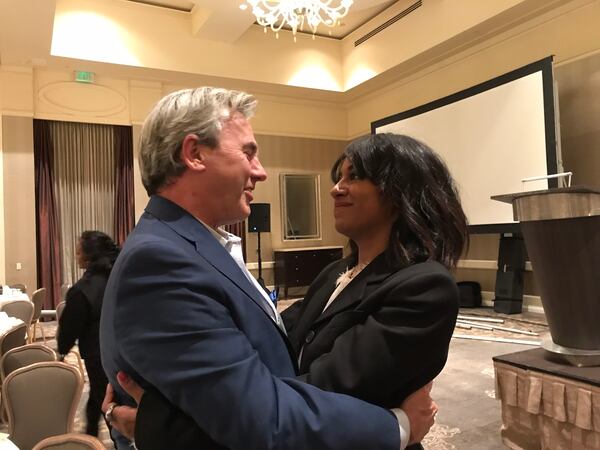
[248,203,270,293]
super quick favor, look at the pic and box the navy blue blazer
[130,253,458,450]
[100,195,399,450]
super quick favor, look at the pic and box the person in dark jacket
[58,230,120,436]
[102,133,469,450]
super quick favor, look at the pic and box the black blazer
[58,270,108,360]
[285,254,459,409]
[134,254,459,450]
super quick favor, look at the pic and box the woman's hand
[101,372,145,440]
[401,381,438,445]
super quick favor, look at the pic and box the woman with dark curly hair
[103,133,468,450]
[58,230,120,436]
[283,133,469,408]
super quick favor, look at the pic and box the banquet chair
[0,323,28,358]
[1,301,34,335]
[55,301,85,376]
[0,324,29,419]
[60,284,72,303]
[32,433,106,450]
[1,344,58,382]
[0,344,57,422]
[3,361,83,450]
[30,288,46,343]
[55,301,66,320]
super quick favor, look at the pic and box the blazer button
[305,330,315,344]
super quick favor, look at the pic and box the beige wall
[2,116,36,292]
[0,122,347,290]
[252,134,347,257]
[53,0,344,91]
[2,0,600,307]
[555,51,600,189]
[346,0,600,138]
[246,135,347,286]
[455,235,501,294]
[50,0,572,92]
[0,66,351,288]
[341,0,534,89]
[0,83,4,280]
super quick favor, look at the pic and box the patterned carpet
[2,307,545,449]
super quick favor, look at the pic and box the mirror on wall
[280,173,321,240]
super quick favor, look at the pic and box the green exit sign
[74,71,94,83]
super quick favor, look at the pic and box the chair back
[3,361,83,450]
[1,300,34,327]
[32,433,106,450]
[31,288,46,322]
[8,283,27,294]
[56,301,67,322]
[0,323,28,357]
[60,284,72,303]
[1,344,57,382]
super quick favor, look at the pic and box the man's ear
[180,134,207,172]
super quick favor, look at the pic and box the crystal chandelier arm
[245,0,354,37]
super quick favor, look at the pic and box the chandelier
[244,0,354,40]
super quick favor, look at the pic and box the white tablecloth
[0,433,19,450]
[0,293,30,334]
[0,292,29,308]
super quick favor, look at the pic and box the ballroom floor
[2,306,549,450]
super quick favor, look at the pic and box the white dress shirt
[203,224,410,449]
[203,223,285,332]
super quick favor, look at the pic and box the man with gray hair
[100,87,435,450]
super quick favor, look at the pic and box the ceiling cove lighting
[242,0,353,41]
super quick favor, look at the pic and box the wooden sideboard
[274,246,343,299]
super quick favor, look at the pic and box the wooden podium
[492,187,600,366]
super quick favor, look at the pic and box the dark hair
[331,133,468,269]
[79,230,120,275]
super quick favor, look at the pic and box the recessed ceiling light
[239,3,248,10]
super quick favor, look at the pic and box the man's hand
[401,382,438,445]
[101,372,145,440]
[116,371,146,404]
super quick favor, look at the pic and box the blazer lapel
[314,253,396,325]
[290,259,350,349]
[145,196,281,328]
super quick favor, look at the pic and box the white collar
[197,218,240,249]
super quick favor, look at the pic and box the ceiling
[126,0,398,39]
[0,0,587,98]
[0,0,429,94]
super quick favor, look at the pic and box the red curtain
[33,119,63,308]
[113,125,134,246]
[34,120,134,307]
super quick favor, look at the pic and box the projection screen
[372,57,560,233]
